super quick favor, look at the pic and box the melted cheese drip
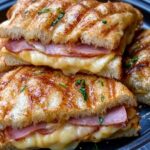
[3,48,115,75]
[11,108,138,150]
[12,125,120,150]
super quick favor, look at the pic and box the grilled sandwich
[0,0,143,79]
[124,30,150,105]
[0,66,139,150]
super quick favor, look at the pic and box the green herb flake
[50,10,65,27]
[101,94,105,102]
[79,87,88,101]
[38,8,51,15]
[125,56,138,68]
[59,83,67,88]
[98,117,104,125]
[102,19,107,24]
[75,79,88,101]
[20,85,27,93]
[75,80,81,86]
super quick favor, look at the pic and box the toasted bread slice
[124,30,150,105]
[0,66,136,129]
[0,0,143,50]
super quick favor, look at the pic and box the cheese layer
[2,48,122,79]
[11,108,139,150]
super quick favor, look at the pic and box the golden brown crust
[0,66,136,129]
[0,0,143,50]
[124,30,150,105]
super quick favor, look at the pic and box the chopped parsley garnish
[59,83,67,88]
[50,10,65,26]
[125,56,138,68]
[75,79,88,101]
[102,19,107,24]
[101,94,105,102]
[98,117,104,125]
[38,8,51,15]
[79,87,88,101]
[20,85,27,93]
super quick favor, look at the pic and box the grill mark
[86,78,97,108]
[126,61,150,75]
[50,1,73,39]
[9,0,33,25]
[105,79,110,99]
[1,67,31,122]
[62,1,98,36]
[0,67,22,91]
[62,4,88,36]
[23,0,49,31]
[108,79,116,99]
[134,46,150,56]
[62,77,78,109]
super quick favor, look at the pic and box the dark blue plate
[0,1,150,150]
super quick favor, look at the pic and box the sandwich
[0,66,139,150]
[0,0,143,79]
[124,30,150,105]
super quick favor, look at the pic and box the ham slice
[6,123,59,140]
[5,39,110,57]
[69,106,127,126]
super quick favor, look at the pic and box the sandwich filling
[2,106,139,150]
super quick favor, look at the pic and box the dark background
[0,0,150,150]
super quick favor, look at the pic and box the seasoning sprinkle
[38,8,51,15]
[125,56,138,68]
[59,83,67,88]
[20,85,27,93]
[101,94,105,102]
[99,117,104,125]
[102,19,107,24]
[51,10,65,26]
[75,79,88,101]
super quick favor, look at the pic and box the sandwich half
[124,30,150,105]
[0,0,143,79]
[0,66,139,150]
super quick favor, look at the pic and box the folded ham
[5,39,110,57]
[6,106,127,140]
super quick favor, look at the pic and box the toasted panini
[0,0,142,50]
[0,66,139,150]
[0,0,143,79]
[124,30,150,105]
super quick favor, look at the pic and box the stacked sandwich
[0,0,144,149]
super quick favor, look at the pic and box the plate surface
[0,1,150,150]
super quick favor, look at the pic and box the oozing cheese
[11,108,138,150]
[3,48,117,76]
[12,124,121,150]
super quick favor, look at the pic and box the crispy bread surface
[0,0,143,50]
[124,30,150,105]
[0,66,136,129]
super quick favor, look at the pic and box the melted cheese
[2,48,117,76]
[12,124,120,150]
[11,108,138,150]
